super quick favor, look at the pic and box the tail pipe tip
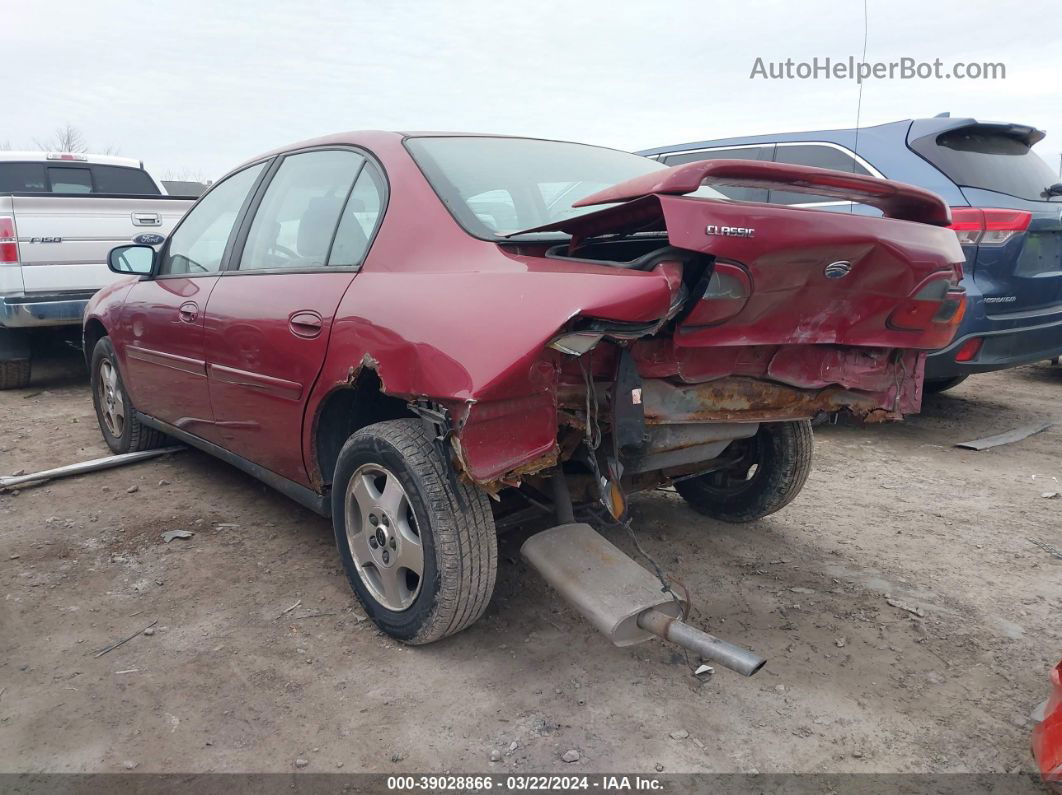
[637,608,766,678]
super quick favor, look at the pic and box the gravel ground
[1,349,1059,775]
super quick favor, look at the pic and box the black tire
[0,359,31,390]
[675,420,813,523]
[331,418,497,644]
[924,375,969,394]
[90,337,167,454]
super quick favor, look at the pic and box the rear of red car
[405,137,965,521]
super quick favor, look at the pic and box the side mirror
[108,244,155,276]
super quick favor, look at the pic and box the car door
[117,162,268,431]
[202,148,386,484]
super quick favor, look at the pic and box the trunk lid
[514,159,967,353]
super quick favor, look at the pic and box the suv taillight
[949,207,1032,246]
[0,216,19,264]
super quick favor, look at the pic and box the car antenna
[851,0,869,213]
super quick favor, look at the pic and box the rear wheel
[675,420,813,523]
[90,337,167,453]
[924,375,969,394]
[331,419,497,644]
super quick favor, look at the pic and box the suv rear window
[910,127,1058,202]
[0,162,160,195]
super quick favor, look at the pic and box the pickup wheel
[0,359,31,390]
[90,337,167,454]
[675,420,813,523]
[331,419,497,644]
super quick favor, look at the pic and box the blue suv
[640,116,1062,392]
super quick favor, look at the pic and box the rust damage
[639,376,903,424]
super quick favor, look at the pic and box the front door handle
[178,302,199,322]
[289,310,323,339]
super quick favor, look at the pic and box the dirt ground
[1,347,1059,776]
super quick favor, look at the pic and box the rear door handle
[289,310,323,338]
[178,302,199,322]
[132,212,162,227]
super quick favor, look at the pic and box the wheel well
[313,368,416,488]
[83,318,107,366]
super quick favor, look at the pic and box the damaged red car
[84,132,966,646]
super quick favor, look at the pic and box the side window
[769,144,872,204]
[239,150,364,271]
[0,163,47,192]
[661,146,774,202]
[160,162,266,275]
[328,163,385,267]
[91,165,160,195]
[48,167,92,193]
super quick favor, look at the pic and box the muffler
[521,523,766,677]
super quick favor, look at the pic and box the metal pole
[1,447,184,489]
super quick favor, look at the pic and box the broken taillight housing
[0,216,19,264]
[887,276,966,349]
[949,207,1032,247]
[682,262,751,326]
[548,330,605,356]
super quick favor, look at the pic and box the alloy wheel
[97,359,125,438]
[343,463,424,611]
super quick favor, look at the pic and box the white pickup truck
[0,152,194,388]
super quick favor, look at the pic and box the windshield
[910,127,1059,202]
[405,136,727,238]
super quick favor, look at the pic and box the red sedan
[84,132,965,644]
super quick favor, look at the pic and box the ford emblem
[133,233,165,246]
[824,261,852,279]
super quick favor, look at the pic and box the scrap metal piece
[955,422,1053,451]
[0,447,184,490]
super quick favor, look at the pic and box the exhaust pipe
[521,523,766,677]
[637,608,765,677]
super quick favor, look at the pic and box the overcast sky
[6,0,1062,181]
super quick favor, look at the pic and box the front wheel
[90,337,167,453]
[331,419,497,644]
[675,420,813,523]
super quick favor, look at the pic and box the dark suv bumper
[926,312,1062,378]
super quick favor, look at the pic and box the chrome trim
[0,295,89,327]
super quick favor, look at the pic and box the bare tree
[35,124,88,153]
[0,140,11,151]
[161,168,211,184]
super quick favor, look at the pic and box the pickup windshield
[405,136,726,238]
